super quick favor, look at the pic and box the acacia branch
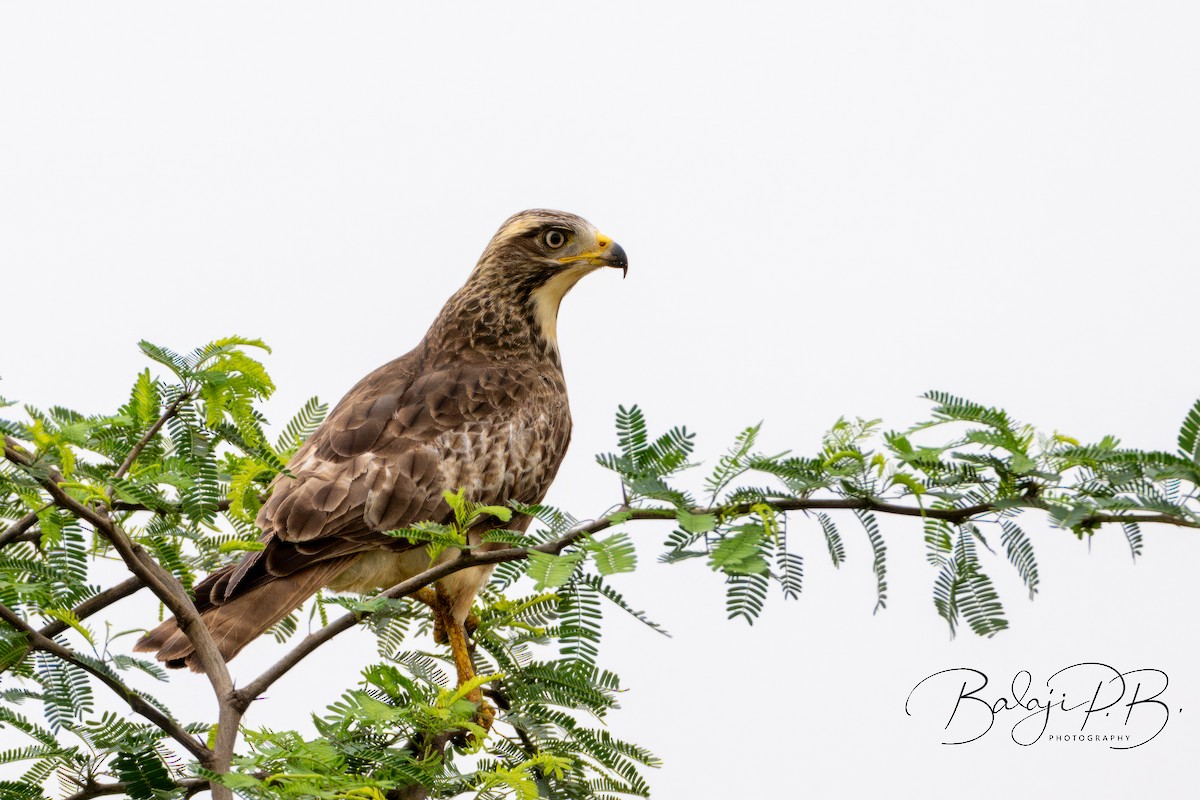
[107,391,192,498]
[0,506,44,549]
[3,437,232,688]
[36,576,145,640]
[233,513,619,705]
[3,436,240,790]
[0,601,212,764]
[714,496,1200,529]
[236,493,1196,705]
[1083,512,1200,528]
[113,497,233,514]
[62,777,208,800]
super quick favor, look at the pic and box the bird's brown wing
[205,350,551,605]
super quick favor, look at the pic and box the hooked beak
[557,232,629,278]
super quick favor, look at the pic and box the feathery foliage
[1,340,1197,798]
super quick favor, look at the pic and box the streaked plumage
[137,210,627,670]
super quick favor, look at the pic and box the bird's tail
[134,559,351,672]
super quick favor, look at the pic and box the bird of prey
[136,209,627,714]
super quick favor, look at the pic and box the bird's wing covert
[256,354,528,545]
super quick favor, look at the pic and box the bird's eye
[543,229,567,249]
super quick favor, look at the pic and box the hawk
[137,210,627,709]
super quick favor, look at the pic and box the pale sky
[2,3,1199,798]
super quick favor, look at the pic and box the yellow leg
[432,585,494,737]
[410,587,479,644]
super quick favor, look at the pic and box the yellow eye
[543,229,567,249]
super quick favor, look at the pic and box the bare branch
[0,600,213,764]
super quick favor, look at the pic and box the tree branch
[107,391,192,499]
[235,493,1196,705]
[712,496,1200,529]
[233,512,617,705]
[1083,512,1199,528]
[0,601,213,764]
[0,505,47,549]
[36,576,145,640]
[3,437,233,689]
[62,777,208,800]
[112,497,233,514]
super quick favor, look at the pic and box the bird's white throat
[530,266,597,344]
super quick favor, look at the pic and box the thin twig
[0,505,47,549]
[112,497,233,514]
[107,391,193,500]
[1085,512,1200,528]
[36,576,145,640]
[0,601,212,764]
[484,683,538,753]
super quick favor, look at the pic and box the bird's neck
[425,270,585,368]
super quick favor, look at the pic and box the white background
[2,3,1198,798]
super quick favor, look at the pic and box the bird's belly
[328,546,496,622]
[329,548,437,593]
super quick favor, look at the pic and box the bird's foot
[432,611,479,645]
[410,586,478,644]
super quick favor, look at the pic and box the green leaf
[38,609,94,645]
[586,533,637,576]
[999,520,1039,598]
[708,527,769,575]
[1178,398,1200,462]
[854,510,888,613]
[113,748,176,800]
[817,513,846,568]
[527,551,585,590]
[676,509,716,533]
[726,572,769,624]
[218,539,266,554]
[472,504,513,524]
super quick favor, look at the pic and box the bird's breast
[434,400,571,507]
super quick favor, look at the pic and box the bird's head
[462,209,627,351]
[474,209,628,281]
